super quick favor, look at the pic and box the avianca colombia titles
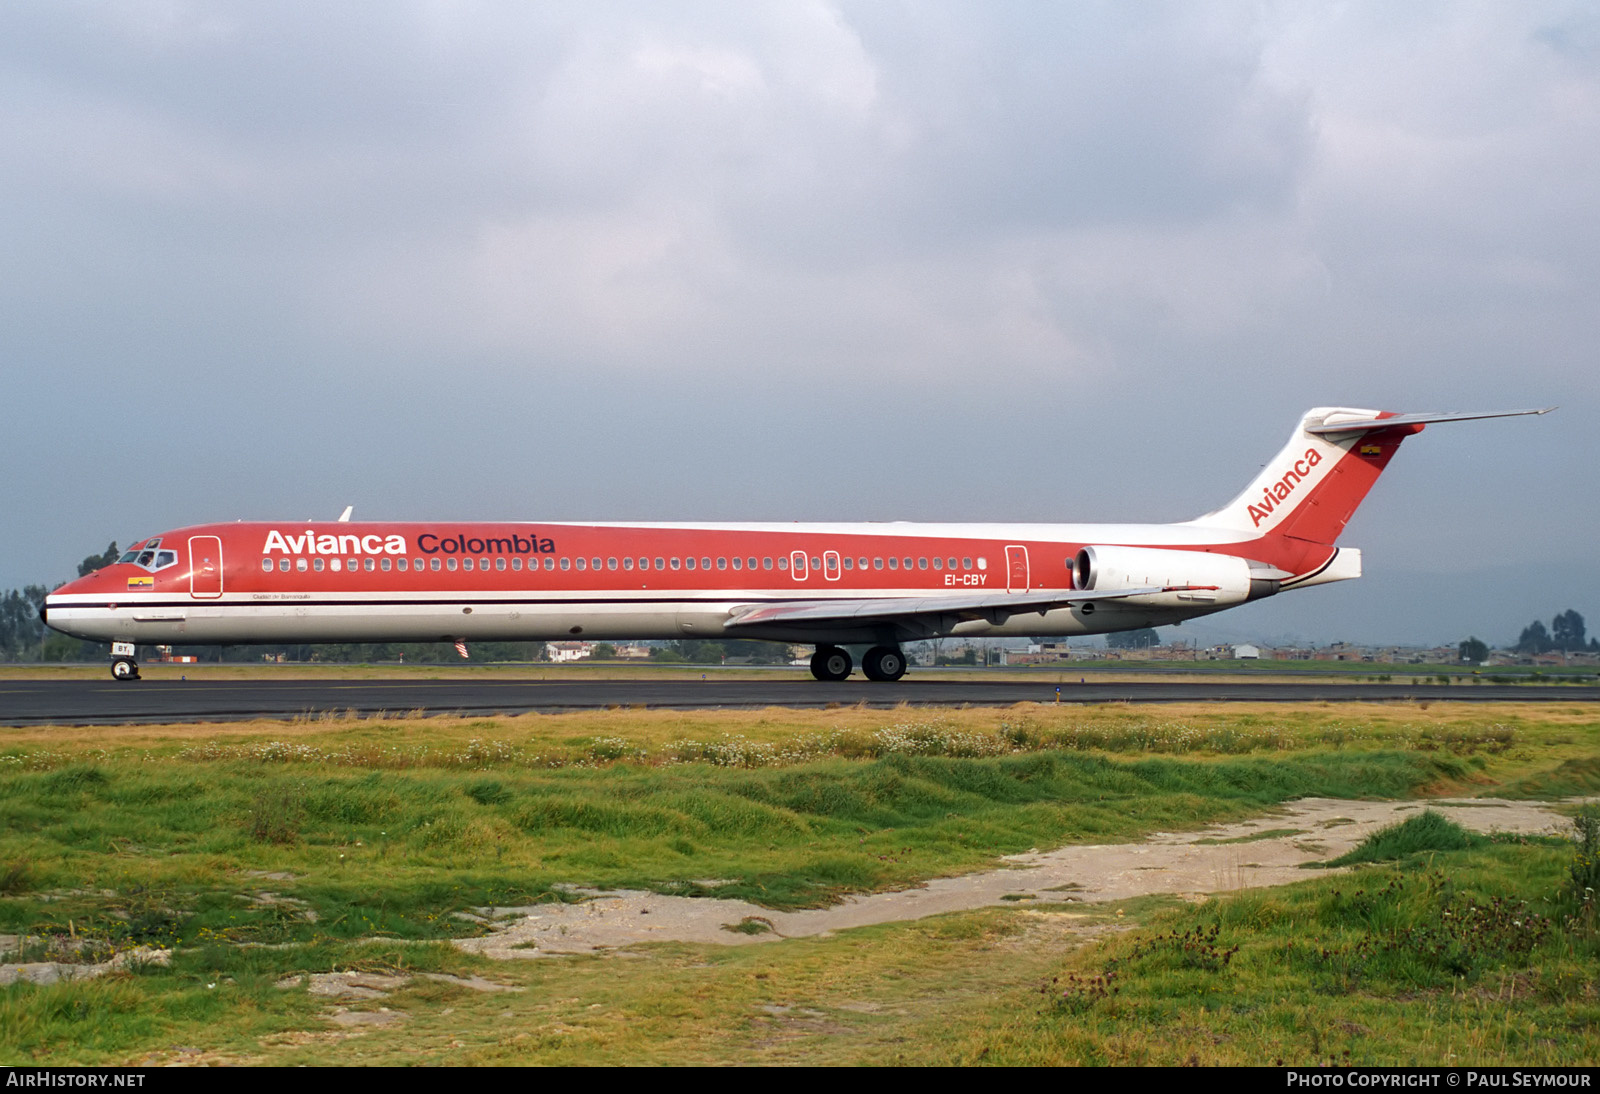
[41,407,1550,682]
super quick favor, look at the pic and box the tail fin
[1186,406,1552,548]
[1186,407,1415,548]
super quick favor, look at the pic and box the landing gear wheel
[809,645,853,682]
[862,645,907,682]
[110,657,140,681]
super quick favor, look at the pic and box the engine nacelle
[1074,546,1278,606]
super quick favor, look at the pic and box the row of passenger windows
[261,554,987,575]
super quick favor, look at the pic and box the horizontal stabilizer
[1305,408,1554,435]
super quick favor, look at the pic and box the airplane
[41,406,1551,682]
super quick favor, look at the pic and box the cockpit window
[123,538,179,573]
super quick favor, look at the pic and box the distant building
[546,641,593,662]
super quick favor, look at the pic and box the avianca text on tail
[41,406,1552,682]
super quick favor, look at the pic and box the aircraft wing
[1304,407,1554,435]
[725,586,1179,632]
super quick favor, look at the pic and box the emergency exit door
[1005,545,1029,593]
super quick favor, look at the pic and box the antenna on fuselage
[337,506,354,522]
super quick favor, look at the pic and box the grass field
[2,699,1597,1065]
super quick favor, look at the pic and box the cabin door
[189,537,223,599]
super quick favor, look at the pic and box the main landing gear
[810,645,852,682]
[808,644,908,683]
[862,645,907,683]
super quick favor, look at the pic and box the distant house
[1234,644,1261,660]
[546,641,593,662]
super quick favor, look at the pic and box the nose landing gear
[110,642,140,681]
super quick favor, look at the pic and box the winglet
[337,506,354,523]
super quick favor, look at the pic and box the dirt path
[456,797,1575,958]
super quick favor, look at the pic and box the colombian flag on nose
[126,576,153,588]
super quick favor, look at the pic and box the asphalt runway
[3,676,1597,726]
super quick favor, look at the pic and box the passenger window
[947,557,957,569]
[655,557,665,570]
[717,557,727,570]
[843,557,853,570]
[381,558,391,572]
[777,557,788,571]
[685,557,696,570]
[962,557,972,570]
[932,557,943,570]
[544,557,555,571]
[446,558,458,572]
[497,558,507,571]
[887,557,897,570]
[592,558,602,571]
[701,557,711,570]
[463,558,475,572]
[314,558,325,572]
[480,558,489,570]
[810,557,820,569]
[279,559,290,572]
[670,557,681,570]
[731,557,741,570]
[976,557,987,570]
[873,557,883,570]
[413,558,423,570]
[297,558,308,572]
[576,558,586,571]
[918,557,928,569]
[261,558,272,572]
[365,558,376,572]
[330,559,342,572]
[608,557,618,570]
[559,557,570,571]
[431,557,442,572]
[747,557,757,569]
[763,557,773,570]
[623,557,633,571]
[510,558,520,571]
[398,558,408,571]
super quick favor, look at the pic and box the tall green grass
[1325,810,1482,866]
[1015,830,1598,1066]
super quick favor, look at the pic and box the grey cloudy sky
[2,2,1594,646]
